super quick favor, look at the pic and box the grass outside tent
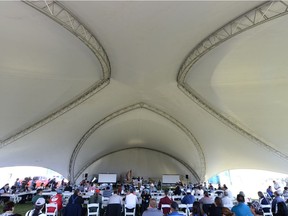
[0,202,33,216]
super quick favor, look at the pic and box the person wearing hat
[181,189,195,205]
[249,200,263,216]
[89,189,102,204]
[89,189,102,213]
[25,197,46,216]
[168,201,183,216]
[231,194,253,216]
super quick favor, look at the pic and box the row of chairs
[160,203,192,216]
[87,203,136,216]
[45,202,195,216]
[86,203,194,216]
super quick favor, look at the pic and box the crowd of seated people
[3,177,288,216]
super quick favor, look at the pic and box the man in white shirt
[125,189,138,210]
[273,180,282,194]
[222,191,233,209]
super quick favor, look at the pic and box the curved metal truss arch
[69,102,205,183]
[0,1,111,148]
[22,0,110,79]
[177,0,288,162]
[74,147,201,183]
[178,0,288,83]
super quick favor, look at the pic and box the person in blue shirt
[181,189,195,205]
[267,186,274,198]
[168,201,184,216]
[272,191,285,215]
[231,194,253,216]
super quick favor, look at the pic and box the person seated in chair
[142,198,162,216]
[181,189,195,205]
[1,201,22,216]
[47,189,63,215]
[106,189,123,216]
[89,189,102,207]
[31,189,44,205]
[63,189,84,216]
[199,191,213,214]
[168,202,183,216]
[231,194,253,216]
[125,188,138,213]
[25,198,46,216]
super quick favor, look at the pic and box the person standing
[141,190,151,214]
[273,181,281,191]
[158,189,172,216]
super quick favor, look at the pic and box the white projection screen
[98,174,117,183]
[162,174,180,184]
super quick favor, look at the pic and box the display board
[162,174,180,184]
[98,174,117,183]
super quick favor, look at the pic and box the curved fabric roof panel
[1,1,288,183]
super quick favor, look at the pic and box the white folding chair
[172,195,182,202]
[261,204,272,216]
[187,204,193,216]
[102,197,109,209]
[62,193,71,207]
[124,204,136,216]
[178,204,188,215]
[87,203,100,216]
[161,204,171,214]
[45,203,58,216]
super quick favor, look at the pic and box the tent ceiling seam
[0,0,111,148]
[69,102,205,183]
[177,0,288,161]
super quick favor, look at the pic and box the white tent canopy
[1,1,288,183]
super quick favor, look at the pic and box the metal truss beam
[22,0,110,80]
[177,1,288,162]
[0,1,111,148]
[178,0,288,83]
